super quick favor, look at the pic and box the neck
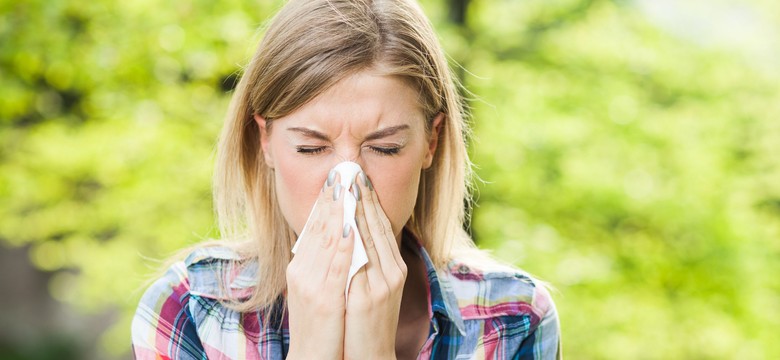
[400,243,427,315]
[395,240,431,359]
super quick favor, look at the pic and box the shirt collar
[187,233,468,336]
[404,231,467,336]
[185,246,257,300]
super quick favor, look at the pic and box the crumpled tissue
[291,161,369,296]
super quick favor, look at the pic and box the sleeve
[512,287,562,360]
[131,262,206,360]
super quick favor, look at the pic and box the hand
[285,174,355,360]
[343,172,407,360]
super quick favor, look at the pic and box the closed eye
[296,146,327,155]
[368,146,401,156]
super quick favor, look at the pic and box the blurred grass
[1,0,778,358]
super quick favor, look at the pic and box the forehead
[277,71,426,131]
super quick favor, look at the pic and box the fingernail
[359,171,373,191]
[327,169,336,187]
[343,224,351,238]
[333,183,342,201]
[351,185,360,201]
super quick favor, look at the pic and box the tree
[1,0,778,358]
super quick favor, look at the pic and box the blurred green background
[1,0,778,359]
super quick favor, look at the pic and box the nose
[330,150,368,175]
[332,145,358,163]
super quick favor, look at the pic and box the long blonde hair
[214,0,477,313]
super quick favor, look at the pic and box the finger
[321,172,349,293]
[372,191,405,270]
[355,192,384,290]
[296,169,339,253]
[325,222,354,297]
[292,172,342,285]
[358,172,404,276]
[326,172,345,249]
[348,266,369,296]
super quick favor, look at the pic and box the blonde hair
[214,0,478,313]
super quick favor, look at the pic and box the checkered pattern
[132,237,561,359]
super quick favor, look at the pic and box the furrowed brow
[364,125,410,141]
[286,127,330,141]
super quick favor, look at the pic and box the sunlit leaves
[1,0,778,358]
[463,0,780,358]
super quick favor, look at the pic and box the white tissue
[291,161,369,297]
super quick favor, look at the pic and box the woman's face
[256,71,442,242]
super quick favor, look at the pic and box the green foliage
[462,1,780,358]
[0,0,278,355]
[1,0,778,358]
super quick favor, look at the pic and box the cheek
[273,154,329,234]
[367,160,422,236]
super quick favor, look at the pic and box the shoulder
[137,245,254,305]
[131,246,256,358]
[439,255,561,358]
[442,256,556,326]
[183,245,258,299]
[131,246,260,358]
[132,259,192,338]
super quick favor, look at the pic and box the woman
[131,0,561,359]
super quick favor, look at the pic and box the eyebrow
[286,124,410,141]
[286,127,329,141]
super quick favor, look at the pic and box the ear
[422,113,444,169]
[253,114,275,168]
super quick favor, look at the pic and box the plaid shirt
[132,238,561,359]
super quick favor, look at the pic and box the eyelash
[295,146,401,156]
[370,146,401,156]
[296,146,327,155]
